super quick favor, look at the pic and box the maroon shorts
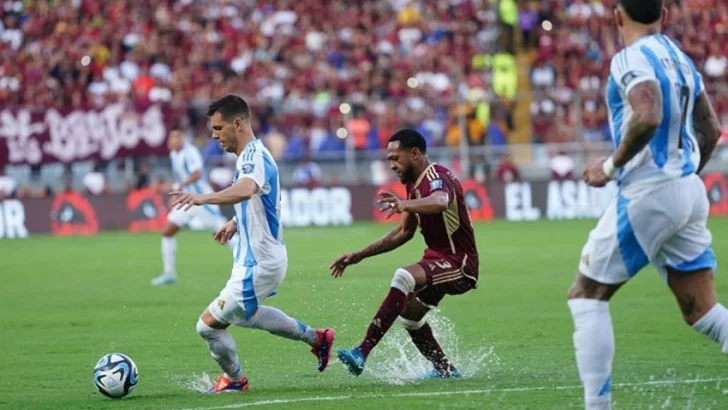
[414,253,479,307]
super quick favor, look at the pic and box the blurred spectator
[496,153,521,183]
[0,167,17,199]
[370,159,390,185]
[209,160,235,191]
[293,155,322,189]
[519,2,540,49]
[135,162,152,191]
[705,43,727,79]
[83,162,108,196]
[549,152,576,181]
[470,154,490,184]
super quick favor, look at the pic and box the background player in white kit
[169,95,335,393]
[152,128,236,286]
[568,1,727,409]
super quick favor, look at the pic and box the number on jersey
[677,85,694,151]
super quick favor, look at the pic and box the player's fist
[377,190,405,219]
[214,220,237,245]
[583,157,611,188]
[329,252,363,278]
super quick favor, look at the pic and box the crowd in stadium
[1,0,728,199]
[531,0,728,144]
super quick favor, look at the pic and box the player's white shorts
[207,262,287,325]
[167,204,225,230]
[579,173,717,284]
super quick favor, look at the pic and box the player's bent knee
[391,268,416,294]
[162,223,179,237]
[567,273,622,301]
[196,318,220,339]
[400,316,426,331]
[198,309,227,334]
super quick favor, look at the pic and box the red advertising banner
[0,103,171,167]
[0,175,726,239]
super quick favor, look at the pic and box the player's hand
[583,157,611,188]
[214,220,237,245]
[329,252,363,278]
[169,191,204,211]
[377,190,406,219]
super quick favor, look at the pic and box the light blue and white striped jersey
[170,143,222,216]
[233,139,286,268]
[606,34,705,196]
[170,143,215,195]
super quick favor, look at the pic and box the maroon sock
[358,287,407,358]
[407,323,451,372]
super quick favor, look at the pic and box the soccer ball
[93,353,139,399]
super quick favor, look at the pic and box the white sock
[692,303,728,353]
[196,319,244,381]
[568,299,614,410]
[240,306,318,346]
[161,237,177,275]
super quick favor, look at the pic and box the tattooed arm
[693,91,722,174]
[611,81,663,168]
[330,212,417,277]
[356,211,418,259]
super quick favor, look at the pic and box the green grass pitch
[2,219,728,410]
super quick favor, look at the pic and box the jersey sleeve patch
[241,163,255,174]
[620,71,640,88]
[429,179,443,191]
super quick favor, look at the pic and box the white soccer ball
[93,353,139,399]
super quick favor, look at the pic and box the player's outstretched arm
[330,212,417,277]
[169,179,258,210]
[358,211,417,259]
[612,81,663,168]
[201,179,258,205]
[693,91,723,174]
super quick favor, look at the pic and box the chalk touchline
[172,376,728,410]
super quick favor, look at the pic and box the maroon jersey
[406,164,479,267]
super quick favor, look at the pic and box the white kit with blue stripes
[578,34,717,285]
[208,139,288,325]
[168,143,227,229]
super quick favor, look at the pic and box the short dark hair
[206,94,250,121]
[618,0,663,25]
[389,128,427,154]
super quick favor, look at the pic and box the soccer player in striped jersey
[170,95,335,393]
[569,1,724,408]
[152,128,236,286]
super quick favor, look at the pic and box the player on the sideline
[152,128,236,286]
[331,129,479,378]
[170,95,335,392]
[571,1,724,409]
